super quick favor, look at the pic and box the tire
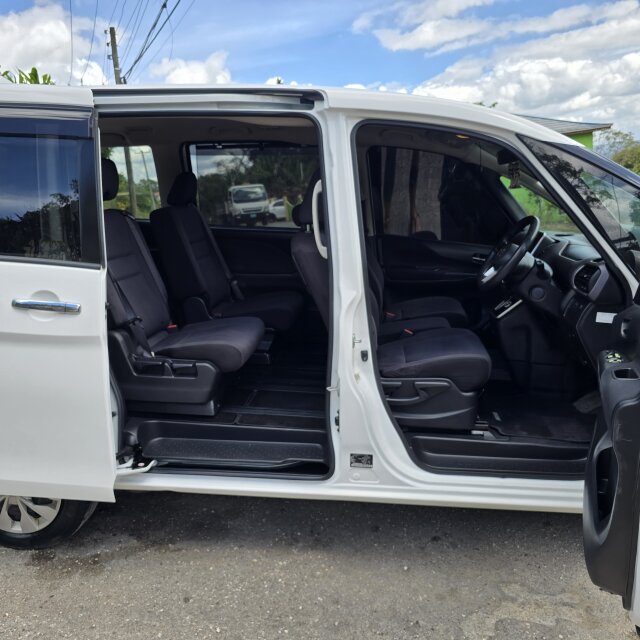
[0,496,98,550]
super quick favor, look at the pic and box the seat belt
[193,205,245,301]
[106,269,154,356]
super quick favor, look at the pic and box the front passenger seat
[291,174,491,430]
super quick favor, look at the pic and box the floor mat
[482,388,596,443]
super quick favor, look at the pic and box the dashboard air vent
[573,264,600,294]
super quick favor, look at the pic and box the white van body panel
[0,263,116,502]
[0,86,116,502]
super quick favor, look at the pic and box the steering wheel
[477,215,540,292]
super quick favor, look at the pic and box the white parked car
[2,84,640,630]
[268,198,286,221]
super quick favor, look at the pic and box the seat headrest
[292,204,303,227]
[294,168,321,227]
[167,172,198,206]
[101,157,119,201]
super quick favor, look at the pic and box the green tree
[613,144,640,175]
[594,128,636,158]
[1,66,54,85]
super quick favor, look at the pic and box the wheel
[0,496,97,549]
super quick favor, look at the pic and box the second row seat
[150,172,304,332]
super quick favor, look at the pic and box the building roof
[519,115,612,136]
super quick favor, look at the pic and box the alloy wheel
[0,496,61,534]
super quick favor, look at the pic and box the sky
[1,0,640,132]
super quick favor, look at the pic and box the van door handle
[12,299,81,314]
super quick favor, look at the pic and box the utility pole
[108,26,138,216]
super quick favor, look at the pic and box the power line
[130,0,193,83]
[80,0,100,85]
[107,0,122,27]
[122,0,184,82]
[121,0,152,67]
[68,0,74,84]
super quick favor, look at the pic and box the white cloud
[0,1,108,85]
[357,0,637,54]
[413,52,640,130]
[355,0,640,131]
[149,51,231,85]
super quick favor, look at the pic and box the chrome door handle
[12,299,81,314]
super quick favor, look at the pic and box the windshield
[523,138,640,261]
[231,186,267,203]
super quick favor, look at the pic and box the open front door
[583,304,640,628]
[0,87,115,502]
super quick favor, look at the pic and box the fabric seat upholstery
[150,172,303,332]
[149,318,264,372]
[366,240,468,327]
[290,172,490,392]
[102,158,264,373]
[377,328,491,391]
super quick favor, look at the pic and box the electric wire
[80,0,100,85]
[122,0,183,82]
[68,0,74,84]
[130,0,193,83]
[121,0,152,68]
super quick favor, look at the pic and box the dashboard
[510,232,626,367]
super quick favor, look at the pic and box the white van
[2,84,640,630]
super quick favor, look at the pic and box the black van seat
[150,172,303,332]
[291,171,490,430]
[102,158,264,373]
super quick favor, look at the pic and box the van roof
[0,83,579,147]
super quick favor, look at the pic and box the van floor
[479,383,596,443]
[125,338,331,475]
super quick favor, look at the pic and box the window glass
[0,135,86,262]
[524,138,640,265]
[102,145,159,219]
[189,144,319,228]
[369,141,510,244]
[500,177,581,236]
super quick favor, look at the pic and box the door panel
[380,234,488,301]
[583,306,640,609]
[138,222,304,296]
[211,227,305,295]
[0,93,115,502]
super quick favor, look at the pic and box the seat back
[102,158,171,340]
[151,172,231,309]
[291,172,381,339]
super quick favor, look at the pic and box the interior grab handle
[12,299,81,314]
[312,180,328,259]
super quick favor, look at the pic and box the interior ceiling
[99,115,317,147]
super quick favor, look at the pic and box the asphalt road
[0,491,635,639]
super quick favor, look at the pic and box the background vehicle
[226,184,269,226]
[268,198,286,221]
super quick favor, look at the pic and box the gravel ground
[0,491,635,639]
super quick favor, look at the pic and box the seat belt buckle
[403,328,414,336]
[384,310,397,319]
[167,323,178,333]
[126,315,144,327]
[230,279,245,301]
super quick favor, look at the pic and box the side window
[0,134,98,263]
[371,145,509,244]
[102,145,159,220]
[500,177,581,235]
[189,144,319,228]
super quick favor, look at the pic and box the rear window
[189,143,319,229]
